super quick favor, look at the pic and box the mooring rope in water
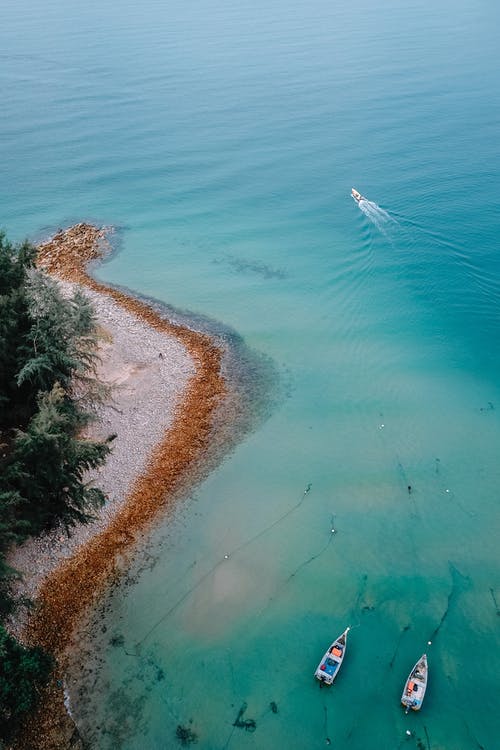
[254,519,338,620]
[322,699,331,745]
[396,454,420,519]
[135,483,314,648]
[352,572,370,617]
[443,486,475,518]
[489,586,500,616]
[429,562,469,642]
[388,624,412,670]
[463,719,487,750]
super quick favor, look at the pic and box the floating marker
[224,554,229,559]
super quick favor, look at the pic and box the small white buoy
[224,554,229,559]
[428,640,432,645]
[406,729,412,736]
[446,488,450,493]
[379,424,385,429]
[331,528,336,534]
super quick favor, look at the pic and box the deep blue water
[2,1,500,748]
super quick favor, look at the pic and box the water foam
[357,198,397,235]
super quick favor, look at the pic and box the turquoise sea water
[2,1,500,747]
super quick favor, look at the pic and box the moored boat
[314,627,350,685]
[401,654,428,712]
[351,187,365,202]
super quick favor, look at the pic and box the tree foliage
[0,233,37,428]
[6,383,113,534]
[0,624,53,742]
[0,231,114,741]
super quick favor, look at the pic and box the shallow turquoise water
[2,1,500,748]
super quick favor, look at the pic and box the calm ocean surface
[2,1,500,747]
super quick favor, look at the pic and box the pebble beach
[8,224,227,749]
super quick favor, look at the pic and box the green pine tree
[0,232,115,743]
[9,382,113,534]
[0,624,52,741]
[0,232,37,428]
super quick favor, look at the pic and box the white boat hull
[314,627,349,685]
[401,654,428,712]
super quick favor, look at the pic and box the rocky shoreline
[10,224,227,749]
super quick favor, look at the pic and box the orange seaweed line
[29,224,226,656]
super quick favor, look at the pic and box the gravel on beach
[7,280,195,621]
[8,223,227,750]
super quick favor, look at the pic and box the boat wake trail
[357,199,398,236]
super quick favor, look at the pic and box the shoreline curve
[13,223,227,749]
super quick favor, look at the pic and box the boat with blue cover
[314,627,350,685]
[401,654,428,712]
